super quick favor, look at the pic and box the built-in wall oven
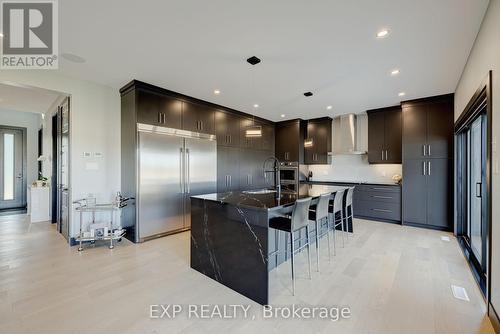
[279,162,299,194]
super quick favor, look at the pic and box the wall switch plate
[83,152,91,158]
[93,152,103,158]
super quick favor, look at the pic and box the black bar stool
[329,189,345,254]
[269,197,312,295]
[344,187,355,238]
[308,193,332,272]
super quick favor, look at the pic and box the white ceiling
[58,0,488,121]
[0,83,63,114]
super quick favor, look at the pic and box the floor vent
[441,236,450,242]
[451,285,470,301]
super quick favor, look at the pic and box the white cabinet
[27,187,50,223]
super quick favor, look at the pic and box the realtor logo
[1,0,58,69]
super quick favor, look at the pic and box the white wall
[308,155,402,184]
[454,0,500,315]
[0,109,41,186]
[0,71,121,239]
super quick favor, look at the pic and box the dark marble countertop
[301,180,400,186]
[191,184,348,211]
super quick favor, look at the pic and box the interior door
[0,128,24,209]
[59,99,70,239]
[184,137,217,228]
[138,131,184,239]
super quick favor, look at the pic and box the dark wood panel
[304,118,332,164]
[215,110,240,147]
[402,105,427,159]
[182,101,215,134]
[367,111,385,163]
[136,90,182,128]
[402,159,427,225]
[217,146,240,192]
[384,109,402,163]
[427,101,454,159]
[426,158,452,228]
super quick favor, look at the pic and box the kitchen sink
[242,189,277,195]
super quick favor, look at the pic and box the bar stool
[308,193,332,272]
[343,187,355,238]
[329,189,345,254]
[269,197,313,295]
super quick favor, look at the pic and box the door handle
[16,174,23,179]
[186,148,190,193]
[476,182,482,198]
[180,148,183,191]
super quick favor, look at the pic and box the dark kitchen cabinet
[261,123,275,151]
[275,120,304,163]
[217,146,240,192]
[402,94,454,231]
[215,110,240,147]
[304,118,332,165]
[367,106,402,164]
[182,101,215,134]
[240,118,260,149]
[402,95,454,160]
[136,90,182,128]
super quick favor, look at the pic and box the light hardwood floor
[0,214,495,334]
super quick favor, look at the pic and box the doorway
[51,97,70,240]
[0,126,27,211]
[455,72,492,298]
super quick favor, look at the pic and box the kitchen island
[190,184,348,305]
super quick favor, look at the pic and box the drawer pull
[370,187,391,190]
[372,208,392,213]
[371,195,392,199]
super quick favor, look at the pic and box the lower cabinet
[217,146,240,192]
[403,158,452,230]
[354,185,401,222]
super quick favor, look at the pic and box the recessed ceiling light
[253,104,259,108]
[0,33,3,38]
[280,114,285,118]
[61,52,86,63]
[326,105,333,110]
[398,92,406,97]
[214,89,220,95]
[376,29,389,38]
[391,69,400,76]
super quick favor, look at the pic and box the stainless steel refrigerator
[137,124,217,241]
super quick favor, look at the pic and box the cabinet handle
[423,144,426,156]
[158,113,162,124]
[162,113,166,124]
[229,175,232,187]
[200,121,203,131]
[428,161,431,176]
[428,145,431,156]
[372,208,392,213]
[371,195,392,199]
[370,187,390,191]
[381,151,384,161]
[476,182,482,198]
[228,134,231,144]
[422,161,426,176]
[385,150,388,160]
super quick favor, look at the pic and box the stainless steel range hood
[330,113,368,155]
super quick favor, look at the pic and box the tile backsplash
[306,155,402,183]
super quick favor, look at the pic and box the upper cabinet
[367,106,402,164]
[136,89,182,128]
[215,110,240,147]
[182,101,215,134]
[402,95,454,160]
[304,117,332,165]
[239,118,274,151]
[275,120,304,162]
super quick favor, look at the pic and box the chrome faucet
[263,157,281,198]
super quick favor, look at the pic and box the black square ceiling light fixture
[247,56,261,65]
[304,92,313,97]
